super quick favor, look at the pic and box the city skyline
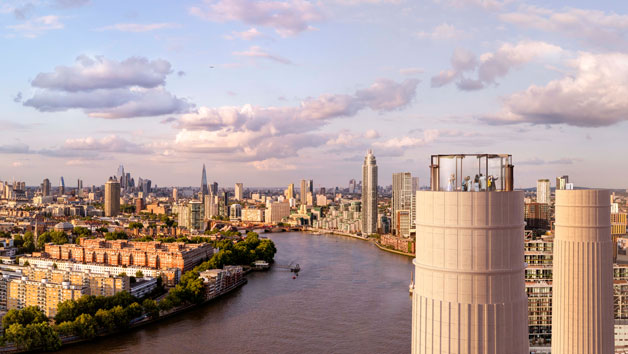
[2,1,628,188]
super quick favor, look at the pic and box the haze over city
[2,0,627,188]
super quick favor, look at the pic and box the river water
[57,232,414,354]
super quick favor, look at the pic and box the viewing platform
[429,153,514,192]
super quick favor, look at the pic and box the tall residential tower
[392,172,417,237]
[537,178,550,204]
[104,177,121,217]
[361,150,378,235]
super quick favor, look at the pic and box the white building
[536,179,551,204]
[361,150,378,235]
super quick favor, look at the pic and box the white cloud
[24,56,190,118]
[485,52,628,127]
[436,0,512,11]
[249,158,297,171]
[500,6,628,47]
[233,46,292,64]
[98,23,180,32]
[189,0,324,37]
[174,78,420,162]
[399,67,423,76]
[63,135,148,153]
[224,27,264,40]
[6,15,63,38]
[31,55,172,92]
[416,23,464,40]
[431,41,563,90]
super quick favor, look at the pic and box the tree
[135,270,144,278]
[105,231,129,240]
[125,302,143,321]
[73,314,97,339]
[5,322,60,351]
[94,309,116,332]
[3,306,47,329]
[73,227,91,237]
[128,222,144,230]
[142,299,159,319]
[54,321,75,337]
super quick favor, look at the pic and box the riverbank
[374,241,414,258]
[303,228,415,258]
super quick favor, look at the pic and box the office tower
[117,165,125,189]
[235,183,243,201]
[104,177,121,217]
[59,177,65,196]
[552,190,613,353]
[349,179,357,194]
[361,150,378,235]
[41,178,50,197]
[412,154,527,354]
[210,182,218,196]
[556,175,569,191]
[300,180,307,204]
[230,204,242,219]
[320,187,326,195]
[200,164,209,200]
[536,179,550,204]
[77,179,83,197]
[392,172,415,237]
[141,179,151,195]
[285,183,294,199]
[172,188,178,202]
[125,172,132,188]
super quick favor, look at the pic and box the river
[57,232,414,354]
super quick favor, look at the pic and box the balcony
[429,154,514,192]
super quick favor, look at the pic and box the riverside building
[412,154,528,354]
[361,150,378,236]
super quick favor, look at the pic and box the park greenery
[0,232,276,351]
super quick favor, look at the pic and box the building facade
[361,150,378,235]
[104,177,121,217]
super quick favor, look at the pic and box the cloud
[0,143,31,154]
[485,52,628,127]
[436,0,512,10]
[13,92,22,103]
[189,0,324,37]
[326,129,380,148]
[54,0,89,8]
[233,46,292,64]
[11,161,25,167]
[500,6,628,48]
[174,78,420,161]
[6,15,64,38]
[224,27,265,40]
[431,41,562,90]
[24,55,190,118]
[416,23,464,40]
[399,67,423,76]
[63,135,148,153]
[97,23,180,32]
[13,3,35,20]
[31,55,172,92]
[249,158,297,171]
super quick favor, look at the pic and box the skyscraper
[349,179,357,194]
[552,190,614,353]
[285,183,294,199]
[210,182,218,196]
[412,154,527,354]
[536,178,550,204]
[59,177,65,196]
[361,150,377,235]
[556,175,569,190]
[300,179,313,205]
[105,177,121,217]
[41,178,50,197]
[77,179,83,197]
[201,164,209,200]
[392,172,416,237]
[117,165,125,189]
[235,183,243,201]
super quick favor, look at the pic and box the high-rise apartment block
[556,175,569,191]
[412,154,528,354]
[104,176,121,217]
[361,150,378,235]
[537,179,551,204]
[41,178,51,197]
[552,190,614,353]
[392,172,417,237]
[300,179,313,205]
[235,183,243,201]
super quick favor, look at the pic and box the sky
[1,0,628,189]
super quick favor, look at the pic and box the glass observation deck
[429,154,514,192]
